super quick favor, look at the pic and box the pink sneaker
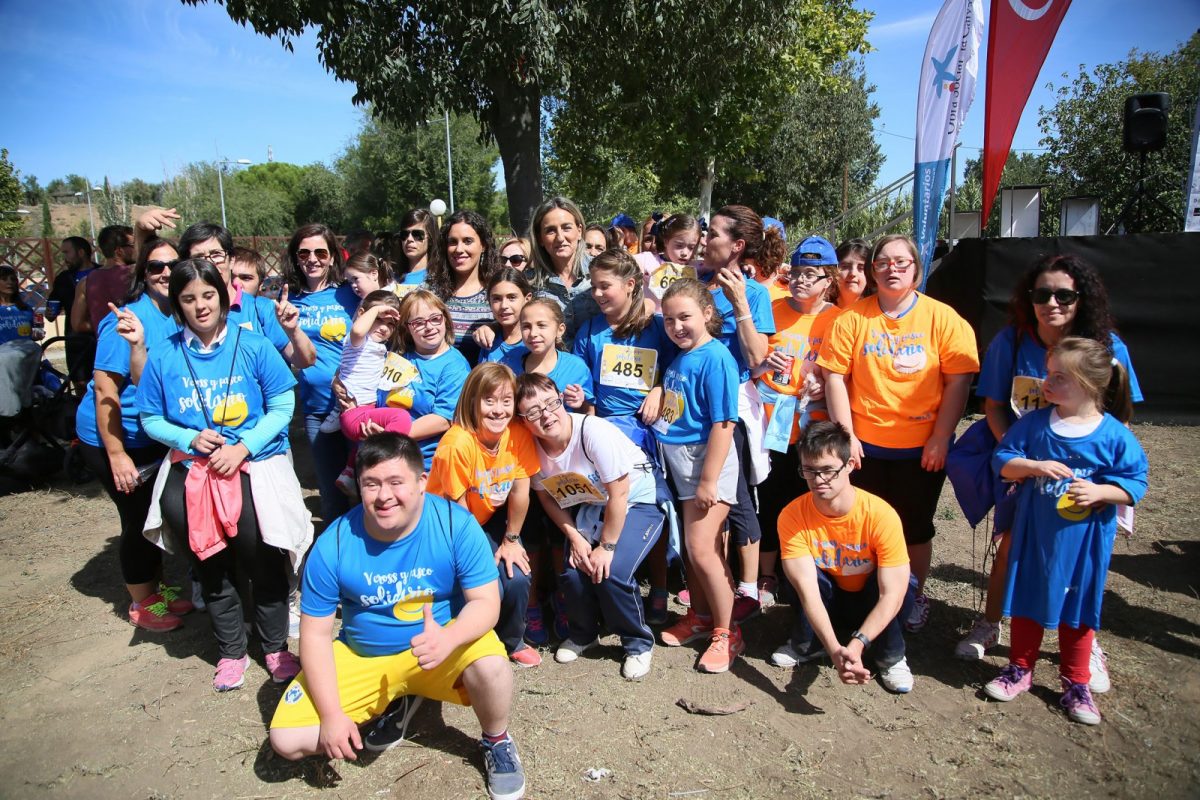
[984,664,1032,702]
[1060,677,1102,725]
[510,645,542,668]
[677,588,692,608]
[214,655,249,692]
[265,650,301,684]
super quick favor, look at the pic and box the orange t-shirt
[427,423,540,525]
[778,488,908,592]
[816,293,978,449]
[757,300,839,443]
[766,278,791,301]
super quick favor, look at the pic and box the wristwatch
[598,541,616,552]
[503,533,522,544]
[850,630,871,649]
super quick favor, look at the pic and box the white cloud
[870,11,937,41]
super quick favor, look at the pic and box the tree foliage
[0,149,25,238]
[1035,32,1199,233]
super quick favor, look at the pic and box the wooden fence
[0,236,292,305]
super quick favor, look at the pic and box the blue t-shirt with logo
[291,283,359,416]
[0,306,34,344]
[227,289,289,354]
[76,295,179,448]
[655,338,739,445]
[375,346,471,468]
[500,349,595,403]
[301,498,498,657]
[699,270,775,382]
[573,313,678,417]
[137,326,297,460]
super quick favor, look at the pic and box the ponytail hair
[1049,336,1134,423]
[662,278,722,338]
[589,248,651,339]
[654,213,702,254]
[712,205,782,273]
[345,252,394,288]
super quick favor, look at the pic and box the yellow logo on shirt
[319,318,347,343]
[393,597,428,622]
[212,395,249,427]
[1056,492,1091,521]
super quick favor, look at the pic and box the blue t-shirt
[978,325,1143,418]
[76,295,179,448]
[227,289,289,354]
[654,338,739,445]
[400,269,427,286]
[699,270,775,382]
[500,348,595,403]
[995,409,1148,630]
[479,336,527,366]
[301,498,499,657]
[137,326,298,460]
[292,283,359,416]
[573,313,678,418]
[0,305,34,344]
[375,346,471,468]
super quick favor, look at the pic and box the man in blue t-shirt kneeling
[269,433,525,800]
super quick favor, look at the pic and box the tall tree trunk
[486,76,543,235]
[698,157,716,221]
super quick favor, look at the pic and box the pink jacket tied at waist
[170,450,250,560]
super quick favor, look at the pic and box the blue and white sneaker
[480,735,526,800]
[363,695,424,752]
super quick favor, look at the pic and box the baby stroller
[0,335,91,495]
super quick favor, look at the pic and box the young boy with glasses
[772,421,917,693]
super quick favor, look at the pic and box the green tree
[44,174,88,202]
[185,0,870,231]
[40,199,54,237]
[233,162,307,211]
[1036,32,1200,233]
[21,175,43,205]
[121,178,162,205]
[0,149,25,237]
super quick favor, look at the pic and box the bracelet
[503,533,522,544]
[735,313,753,323]
[598,541,616,552]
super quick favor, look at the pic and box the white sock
[738,581,757,597]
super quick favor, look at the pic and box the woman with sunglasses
[394,208,442,289]
[74,238,193,631]
[499,237,532,271]
[819,234,979,641]
[283,223,360,527]
[955,254,1142,674]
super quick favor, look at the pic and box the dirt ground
[1,419,1198,800]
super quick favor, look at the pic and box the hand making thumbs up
[410,600,452,671]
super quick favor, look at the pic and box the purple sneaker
[524,605,549,647]
[984,664,1032,702]
[1060,677,1102,725]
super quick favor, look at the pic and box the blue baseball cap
[762,216,786,242]
[790,235,838,267]
[610,213,637,230]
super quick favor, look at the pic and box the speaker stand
[1107,150,1184,234]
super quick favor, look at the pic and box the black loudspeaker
[1123,93,1170,153]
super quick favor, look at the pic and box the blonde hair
[453,362,518,433]
[499,237,532,258]
[397,289,454,352]
[1049,336,1134,423]
[662,278,722,337]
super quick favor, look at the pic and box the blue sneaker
[480,735,526,800]
[524,605,549,647]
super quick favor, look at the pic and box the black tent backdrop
[926,234,1200,423]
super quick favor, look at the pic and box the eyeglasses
[405,313,444,331]
[799,461,849,483]
[518,397,564,421]
[194,249,229,264]
[146,259,178,274]
[501,254,527,266]
[788,269,829,285]
[399,229,427,242]
[296,248,330,262]
[1030,287,1079,306]
[871,257,915,273]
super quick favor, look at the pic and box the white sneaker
[622,649,652,680]
[335,467,359,498]
[288,593,301,640]
[905,593,930,633]
[191,580,206,612]
[1088,638,1111,694]
[770,641,825,667]
[318,408,342,434]
[879,657,914,693]
[554,637,598,664]
[955,618,1002,661]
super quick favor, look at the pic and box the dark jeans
[789,569,914,669]
[483,508,533,655]
[160,463,291,659]
[727,420,763,546]
[302,411,351,529]
[756,445,806,553]
[79,441,168,586]
[559,502,664,656]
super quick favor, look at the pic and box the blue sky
[1,0,1197,193]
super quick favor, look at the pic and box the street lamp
[73,183,103,244]
[430,198,447,227]
[216,158,252,230]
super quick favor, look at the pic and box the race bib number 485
[599,344,657,392]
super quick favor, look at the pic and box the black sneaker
[480,735,526,800]
[363,695,424,752]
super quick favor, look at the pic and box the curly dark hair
[425,209,498,301]
[1009,254,1115,346]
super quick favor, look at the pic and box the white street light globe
[429,199,447,216]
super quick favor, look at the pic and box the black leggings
[79,441,168,586]
[756,445,808,554]
[160,463,291,659]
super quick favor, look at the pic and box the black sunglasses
[1030,287,1079,306]
[502,254,527,266]
[146,259,178,274]
[399,229,427,242]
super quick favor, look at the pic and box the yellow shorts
[270,630,507,729]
